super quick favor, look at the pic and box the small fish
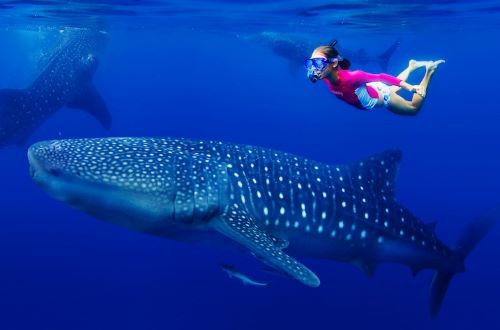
[220,264,268,287]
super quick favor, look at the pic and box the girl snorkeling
[306,40,444,115]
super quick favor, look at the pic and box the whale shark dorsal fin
[212,208,320,287]
[66,83,112,130]
[350,149,402,198]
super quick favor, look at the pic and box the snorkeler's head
[306,39,351,83]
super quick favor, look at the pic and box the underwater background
[0,1,499,329]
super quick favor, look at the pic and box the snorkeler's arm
[399,81,419,92]
[349,70,419,93]
[350,70,402,86]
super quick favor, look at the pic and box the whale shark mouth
[28,142,56,185]
[27,140,176,229]
[28,141,93,204]
[28,140,139,204]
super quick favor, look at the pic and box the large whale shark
[28,137,495,317]
[0,28,111,148]
[243,31,400,73]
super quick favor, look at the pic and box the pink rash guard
[323,70,402,110]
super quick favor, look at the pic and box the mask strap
[329,56,342,63]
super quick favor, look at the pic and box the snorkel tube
[307,69,320,83]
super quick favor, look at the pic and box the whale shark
[243,31,400,73]
[28,137,495,317]
[0,28,111,148]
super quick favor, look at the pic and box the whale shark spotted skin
[28,137,495,317]
[0,28,111,148]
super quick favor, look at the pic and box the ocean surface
[0,1,499,329]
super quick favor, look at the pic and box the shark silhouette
[243,31,400,73]
[0,27,111,148]
[28,137,496,318]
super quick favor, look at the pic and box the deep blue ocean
[0,1,499,329]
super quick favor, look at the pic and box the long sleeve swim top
[323,70,402,109]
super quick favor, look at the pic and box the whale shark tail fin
[67,83,111,130]
[378,39,401,72]
[429,212,497,319]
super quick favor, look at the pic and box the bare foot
[409,59,431,71]
[425,60,445,74]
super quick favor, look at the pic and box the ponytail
[338,58,351,70]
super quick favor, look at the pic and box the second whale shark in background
[28,137,496,318]
[0,27,111,149]
[242,31,400,73]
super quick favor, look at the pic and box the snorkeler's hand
[406,83,425,97]
[401,82,418,94]
[413,85,426,97]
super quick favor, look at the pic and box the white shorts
[355,82,391,110]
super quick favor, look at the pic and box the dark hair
[314,40,351,70]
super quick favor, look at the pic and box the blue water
[1,1,499,329]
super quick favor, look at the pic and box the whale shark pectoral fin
[270,236,289,249]
[67,83,111,130]
[212,208,320,287]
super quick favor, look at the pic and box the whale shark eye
[49,168,63,177]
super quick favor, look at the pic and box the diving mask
[305,57,340,83]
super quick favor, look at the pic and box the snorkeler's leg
[387,59,445,115]
[391,60,429,93]
[415,60,445,97]
[387,92,422,116]
[387,60,445,115]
